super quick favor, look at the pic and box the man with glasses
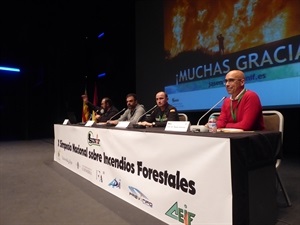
[217,70,264,131]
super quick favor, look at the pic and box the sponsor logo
[108,178,121,189]
[128,186,153,208]
[87,131,100,146]
[62,156,72,165]
[165,202,195,225]
[96,170,104,183]
[56,149,61,160]
[82,165,92,175]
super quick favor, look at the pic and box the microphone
[106,108,126,127]
[96,108,105,115]
[133,105,157,128]
[190,96,226,132]
[137,105,157,122]
[89,107,104,120]
[108,108,126,121]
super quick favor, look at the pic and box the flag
[82,86,89,122]
[92,83,98,121]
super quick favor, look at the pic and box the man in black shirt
[138,91,179,127]
[81,95,119,122]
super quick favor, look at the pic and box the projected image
[163,0,300,111]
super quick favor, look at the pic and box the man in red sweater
[217,70,264,131]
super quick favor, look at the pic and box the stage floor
[0,139,299,225]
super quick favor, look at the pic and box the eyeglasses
[223,78,242,85]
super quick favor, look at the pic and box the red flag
[82,86,89,122]
[92,83,98,121]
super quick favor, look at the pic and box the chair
[178,113,188,121]
[262,110,292,207]
[211,110,292,206]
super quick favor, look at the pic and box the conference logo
[128,186,153,208]
[172,98,179,102]
[108,178,121,189]
[87,131,100,146]
[165,202,195,225]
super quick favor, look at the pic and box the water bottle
[208,115,217,133]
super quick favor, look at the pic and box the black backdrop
[0,0,299,156]
[0,1,136,140]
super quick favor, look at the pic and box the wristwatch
[152,122,156,126]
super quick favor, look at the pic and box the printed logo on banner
[56,149,61,160]
[96,170,104,183]
[128,186,153,208]
[62,156,72,165]
[165,202,196,225]
[87,131,100,146]
[81,165,92,175]
[108,178,121,188]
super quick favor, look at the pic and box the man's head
[224,70,245,98]
[155,91,168,109]
[126,93,138,110]
[101,97,113,111]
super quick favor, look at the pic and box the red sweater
[217,90,264,131]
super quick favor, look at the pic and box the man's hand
[138,121,152,127]
[81,95,88,102]
[106,120,118,125]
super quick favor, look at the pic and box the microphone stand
[133,105,157,128]
[196,96,226,125]
[191,96,226,132]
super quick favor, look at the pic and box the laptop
[67,112,80,124]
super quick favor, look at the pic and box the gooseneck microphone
[137,105,158,122]
[133,105,157,128]
[191,96,226,132]
[108,108,126,121]
[97,108,105,115]
[196,96,226,125]
[89,107,104,120]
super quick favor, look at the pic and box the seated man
[82,95,119,122]
[107,93,146,125]
[138,91,179,127]
[217,70,264,131]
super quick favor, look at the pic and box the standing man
[138,91,179,127]
[217,34,224,55]
[81,95,119,122]
[217,70,264,131]
[107,93,146,125]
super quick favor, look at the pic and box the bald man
[217,70,264,131]
[138,91,179,127]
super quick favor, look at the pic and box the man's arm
[115,109,129,122]
[129,105,146,124]
[216,100,230,129]
[99,107,119,122]
[85,101,100,113]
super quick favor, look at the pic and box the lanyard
[230,89,246,122]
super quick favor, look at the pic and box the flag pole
[92,82,98,122]
[82,76,89,123]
